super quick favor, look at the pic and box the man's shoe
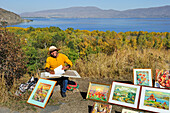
[61,92,66,97]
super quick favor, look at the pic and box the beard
[50,54,57,58]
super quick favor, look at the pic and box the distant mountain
[0,8,22,25]
[20,5,170,18]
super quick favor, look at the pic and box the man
[45,46,73,97]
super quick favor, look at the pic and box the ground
[0,78,150,113]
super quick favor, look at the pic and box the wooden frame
[27,78,57,108]
[91,102,112,113]
[86,82,111,103]
[133,69,152,87]
[155,69,170,88]
[108,82,141,109]
[139,86,170,113]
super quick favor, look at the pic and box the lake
[145,96,169,106]
[7,18,170,32]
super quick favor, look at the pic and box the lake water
[145,96,169,106]
[7,18,170,32]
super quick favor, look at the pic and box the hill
[20,5,170,18]
[0,8,22,25]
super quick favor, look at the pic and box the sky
[0,0,170,14]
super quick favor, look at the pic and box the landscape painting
[133,69,152,87]
[108,82,141,109]
[32,83,51,102]
[27,79,57,108]
[91,102,112,113]
[86,82,110,102]
[112,85,137,104]
[139,86,170,113]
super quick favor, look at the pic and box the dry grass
[0,73,57,112]
[0,74,38,112]
[73,49,170,82]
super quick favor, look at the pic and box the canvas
[27,78,57,108]
[139,86,170,113]
[91,102,112,113]
[155,69,170,88]
[108,82,141,109]
[86,82,111,102]
[122,108,139,113]
[40,70,81,78]
[133,69,152,87]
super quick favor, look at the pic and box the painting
[108,82,141,109]
[155,69,170,88]
[91,102,112,113]
[133,69,152,87]
[27,78,57,108]
[122,108,139,113]
[86,82,111,102]
[139,86,170,113]
[40,70,81,78]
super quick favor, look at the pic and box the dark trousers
[50,77,68,93]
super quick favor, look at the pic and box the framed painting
[139,86,170,113]
[27,78,57,108]
[86,82,111,103]
[122,108,139,113]
[108,82,141,109]
[155,69,170,88]
[91,102,112,113]
[133,69,152,87]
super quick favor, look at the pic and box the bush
[0,30,26,88]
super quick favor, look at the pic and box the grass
[73,49,170,81]
[0,74,39,112]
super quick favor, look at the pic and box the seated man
[45,46,73,97]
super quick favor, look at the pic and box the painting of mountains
[108,82,141,109]
[139,87,170,113]
[112,85,137,104]
[144,90,169,110]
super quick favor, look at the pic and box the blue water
[145,96,169,106]
[7,18,170,32]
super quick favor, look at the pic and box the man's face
[51,51,57,57]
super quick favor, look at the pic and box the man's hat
[49,46,60,53]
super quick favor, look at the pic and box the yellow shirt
[45,53,73,70]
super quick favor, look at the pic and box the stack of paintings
[86,68,170,113]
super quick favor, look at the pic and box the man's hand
[62,66,69,70]
[45,68,55,74]
[50,70,55,74]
